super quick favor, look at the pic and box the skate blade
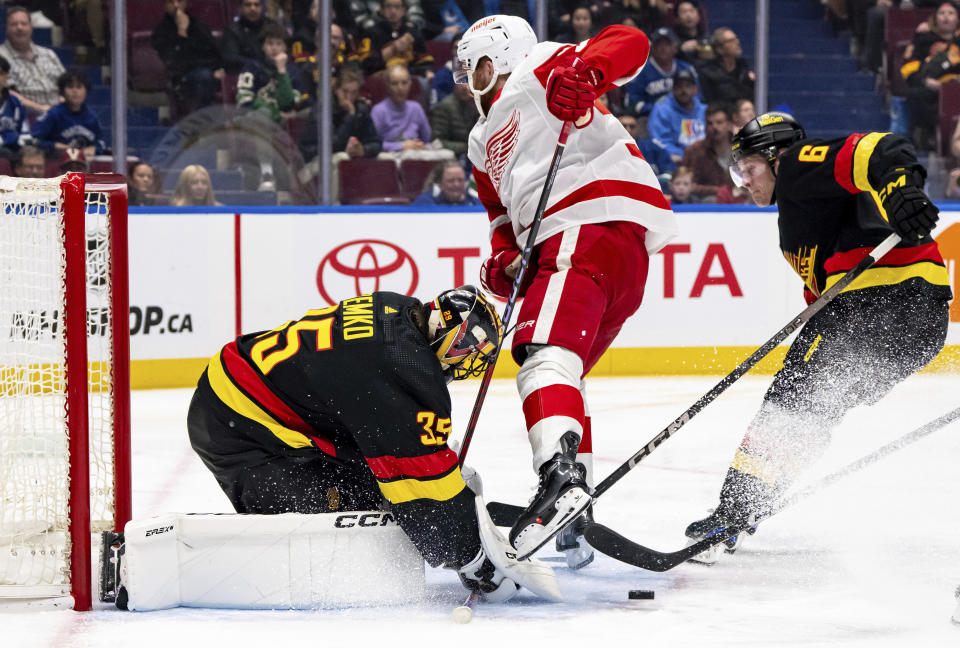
[563,544,595,570]
[514,488,591,561]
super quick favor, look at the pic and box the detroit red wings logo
[485,110,520,192]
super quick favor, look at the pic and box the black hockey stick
[584,403,960,571]
[458,120,575,466]
[587,232,902,501]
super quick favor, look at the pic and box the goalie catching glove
[879,168,939,240]
[545,59,602,127]
[455,466,562,603]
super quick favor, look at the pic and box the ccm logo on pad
[144,525,174,537]
[334,512,398,528]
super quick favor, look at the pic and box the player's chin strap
[765,148,782,205]
[468,69,499,117]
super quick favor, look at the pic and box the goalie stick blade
[584,522,731,572]
[486,501,524,527]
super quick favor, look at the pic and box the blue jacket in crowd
[31,102,105,153]
[635,137,676,179]
[647,93,706,158]
[0,90,27,151]
[413,188,481,207]
[624,58,696,116]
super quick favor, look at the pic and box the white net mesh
[0,177,117,598]
[84,189,115,535]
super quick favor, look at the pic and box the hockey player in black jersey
[187,285,560,601]
[684,113,951,563]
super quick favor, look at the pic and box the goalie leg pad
[118,512,424,611]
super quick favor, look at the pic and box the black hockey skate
[99,530,129,609]
[555,504,595,570]
[684,507,758,564]
[510,432,592,561]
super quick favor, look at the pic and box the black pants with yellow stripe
[187,370,481,568]
[188,370,384,514]
[765,280,948,421]
[721,280,949,515]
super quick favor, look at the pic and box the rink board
[126,206,960,388]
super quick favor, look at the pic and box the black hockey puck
[628,589,655,600]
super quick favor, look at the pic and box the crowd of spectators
[93,0,764,204]
[0,0,765,205]
[6,0,957,206]
[828,2,954,158]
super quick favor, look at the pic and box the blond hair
[170,165,218,206]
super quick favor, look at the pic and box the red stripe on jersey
[834,133,864,194]
[366,450,459,480]
[221,342,314,435]
[473,169,507,221]
[522,384,585,430]
[824,242,945,274]
[625,142,645,159]
[541,179,670,220]
[579,415,593,453]
[307,435,337,457]
[490,222,517,253]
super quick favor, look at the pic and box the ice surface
[5,375,959,647]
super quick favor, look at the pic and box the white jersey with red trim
[468,26,678,256]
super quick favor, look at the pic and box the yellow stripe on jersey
[376,468,467,504]
[206,350,314,449]
[803,334,822,363]
[731,449,778,484]
[822,261,951,294]
[852,132,890,193]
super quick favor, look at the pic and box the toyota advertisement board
[128,207,960,388]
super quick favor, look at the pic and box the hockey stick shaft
[585,403,960,571]
[590,232,902,499]
[458,121,574,466]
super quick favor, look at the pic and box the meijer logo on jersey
[316,240,419,306]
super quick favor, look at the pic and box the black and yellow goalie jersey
[774,132,952,302]
[204,291,467,510]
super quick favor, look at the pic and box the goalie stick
[583,403,960,571]
[458,117,576,466]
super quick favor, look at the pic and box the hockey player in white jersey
[455,15,678,565]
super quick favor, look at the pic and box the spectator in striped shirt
[0,5,66,115]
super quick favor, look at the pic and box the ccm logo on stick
[334,513,398,528]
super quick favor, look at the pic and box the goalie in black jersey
[684,113,951,563]
[187,285,560,602]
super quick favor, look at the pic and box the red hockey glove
[480,250,524,299]
[545,62,601,128]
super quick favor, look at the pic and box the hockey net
[0,174,130,610]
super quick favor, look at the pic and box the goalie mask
[454,14,537,114]
[428,285,503,381]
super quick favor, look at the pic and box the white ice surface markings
[4,375,959,647]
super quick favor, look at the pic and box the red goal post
[0,173,130,610]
